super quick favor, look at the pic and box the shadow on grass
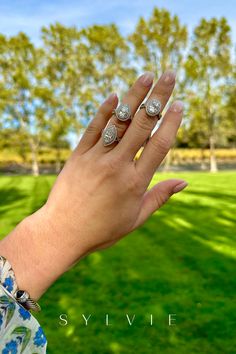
[36,185,236,354]
[0,174,234,353]
[0,187,27,216]
[0,175,53,238]
[184,187,236,202]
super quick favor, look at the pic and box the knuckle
[99,155,122,176]
[128,86,143,101]
[135,115,153,132]
[156,86,172,97]
[113,119,129,135]
[153,189,168,207]
[150,135,170,155]
[126,174,142,193]
[86,121,99,135]
[153,77,175,97]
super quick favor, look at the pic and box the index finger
[136,100,184,185]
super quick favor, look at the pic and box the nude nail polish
[170,100,184,113]
[140,72,155,87]
[161,70,176,84]
[173,181,188,193]
[106,93,117,103]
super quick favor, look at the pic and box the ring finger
[114,70,176,160]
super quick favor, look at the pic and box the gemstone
[102,125,118,146]
[116,103,131,121]
[16,290,24,297]
[146,99,162,117]
[16,290,29,303]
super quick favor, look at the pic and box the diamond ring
[140,98,162,119]
[113,103,131,121]
[102,124,120,146]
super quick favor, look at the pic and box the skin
[0,70,187,302]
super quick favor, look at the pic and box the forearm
[0,206,85,301]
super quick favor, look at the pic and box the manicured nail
[140,72,155,87]
[106,93,117,103]
[173,181,188,193]
[170,100,184,113]
[161,70,176,84]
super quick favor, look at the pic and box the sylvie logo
[59,314,176,326]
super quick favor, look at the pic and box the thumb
[132,179,188,230]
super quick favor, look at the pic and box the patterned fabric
[0,256,47,353]
[0,256,18,297]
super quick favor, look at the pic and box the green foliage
[0,32,50,175]
[183,18,233,171]
[0,7,235,174]
[0,172,235,353]
[129,8,188,73]
[82,24,136,107]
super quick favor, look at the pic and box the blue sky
[0,0,236,43]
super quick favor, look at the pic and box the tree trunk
[200,148,207,170]
[30,141,39,176]
[163,149,172,172]
[55,147,61,174]
[209,136,218,172]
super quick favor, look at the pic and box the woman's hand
[0,70,187,300]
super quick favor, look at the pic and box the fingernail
[161,70,176,84]
[170,100,184,113]
[106,93,117,103]
[140,72,155,87]
[173,181,188,193]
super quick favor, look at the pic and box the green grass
[0,172,235,354]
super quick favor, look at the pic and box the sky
[0,0,236,43]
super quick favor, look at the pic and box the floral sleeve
[0,258,47,353]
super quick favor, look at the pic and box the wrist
[0,205,86,301]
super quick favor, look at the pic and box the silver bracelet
[0,255,41,312]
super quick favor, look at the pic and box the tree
[223,62,236,147]
[0,32,48,175]
[129,7,187,74]
[129,7,187,170]
[83,24,136,106]
[184,17,232,172]
[40,23,93,171]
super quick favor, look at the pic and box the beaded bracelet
[0,255,41,312]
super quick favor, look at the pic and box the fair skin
[0,70,187,301]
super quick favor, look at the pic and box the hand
[42,70,187,252]
[0,70,187,300]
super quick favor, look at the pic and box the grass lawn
[0,171,235,354]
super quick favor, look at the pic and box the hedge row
[0,148,236,165]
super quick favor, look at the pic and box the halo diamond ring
[113,103,131,121]
[102,124,120,146]
[140,98,162,119]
